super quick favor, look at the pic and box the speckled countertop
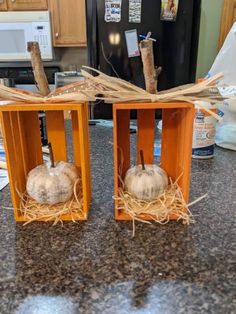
[0,124,236,314]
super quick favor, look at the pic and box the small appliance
[0,11,53,61]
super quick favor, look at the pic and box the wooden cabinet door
[7,0,48,11]
[49,0,87,47]
[219,0,236,48]
[0,0,8,10]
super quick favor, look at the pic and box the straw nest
[0,67,231,121]
[114,176,207,234]
[17,177,84,225]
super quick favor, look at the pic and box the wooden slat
[114,109,131,180]
[82,103,91,202]
[77,104,91,216]
[137,109,155,164]
[71,110,81,167]
[18,111,43,174]
[161,107,194,202]
[0,112,24,217]
[110,102,192,110]
[0,102,193,112]
[46,111,67,161]
[113,107,130,219]
[0,103,81,111]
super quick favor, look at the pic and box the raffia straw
[17,178,84,225]
[0,67,231,121]
[113,144,207,236]
[114,176,207,235]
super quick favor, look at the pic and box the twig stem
[48,142,55,168]
[140,150,145,170]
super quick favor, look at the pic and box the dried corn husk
[114,176,207,237]
[17,177,84,225]
[0,67,233,121]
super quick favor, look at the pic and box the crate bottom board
[14,211,88,222]
[115,209,187,221]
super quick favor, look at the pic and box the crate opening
[114,104,194,221]
[0,103,91,222]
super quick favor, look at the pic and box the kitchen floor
[0,124,235,314]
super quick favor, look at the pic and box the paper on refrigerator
[105,0,122,22]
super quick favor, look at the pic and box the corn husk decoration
[0,66,232,122]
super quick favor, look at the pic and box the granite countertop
[0,124,235,314]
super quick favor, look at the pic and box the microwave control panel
[32,22,53,58]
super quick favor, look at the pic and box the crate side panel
[77,105,91,215]
[46,111,67,161]
[137,109,155,164]
[0,112,25,219]
[113,108,130,219]
[18,111,43,174]
[71,110,81,168]
[161,107,194,202]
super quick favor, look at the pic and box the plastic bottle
[215,95,236,151]
[192,101,217,159]
[154,120,162,157]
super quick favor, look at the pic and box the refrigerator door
[87,0,201,118]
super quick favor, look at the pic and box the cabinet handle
[55,32,59,38]
[11,0,16,2]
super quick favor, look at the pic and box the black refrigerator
[86,0,201,118]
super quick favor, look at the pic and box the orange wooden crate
[0,102,91,222]
[113,102,195,221]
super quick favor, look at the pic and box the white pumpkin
[26,143,79,205]
[124,151,168,201]
[124,164,168,201]
[26,160,79,205]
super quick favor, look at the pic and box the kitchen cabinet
[0,0,47,11]
[49,0,87,47]
[219,0,236,48]
[0,1,8,10]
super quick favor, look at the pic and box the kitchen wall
[196,0,224,79]
[0,47,88,73]
[57,47,88,72]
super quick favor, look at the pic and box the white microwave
[0,11,53,61]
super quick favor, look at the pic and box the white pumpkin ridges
[124,164,168,201]
[115,175,198,233]
[26,161,80,205]
[19,176,84,225]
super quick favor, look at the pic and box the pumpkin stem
[140,150,146,170]
[48,142,55,168]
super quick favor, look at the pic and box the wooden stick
[139,39,157,94]
[48,142,55,168]
[140,150,145,170]
[27,41,50,96]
